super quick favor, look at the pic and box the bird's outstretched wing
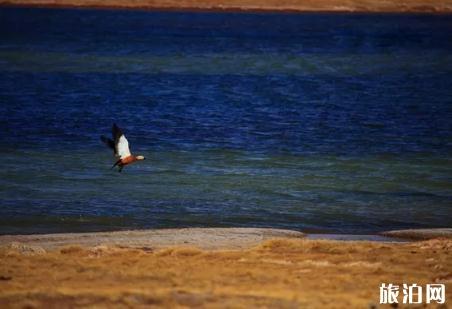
[100,135,115,151]
[112,123,131,159]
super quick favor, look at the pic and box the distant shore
[1,0,452,13]
[1,228,451,307]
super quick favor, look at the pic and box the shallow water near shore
[0,8,451,234]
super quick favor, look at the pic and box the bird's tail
[101,135,115,150]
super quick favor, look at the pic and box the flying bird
[101,124,145,172]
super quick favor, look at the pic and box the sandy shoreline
[1,228,451,251]
[1,0,452,13]
[1,228,451,308]
[0,228,305,250]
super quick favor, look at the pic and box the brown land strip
[382,228,452,240]
[1,0,452,13]
[0,237,451,308]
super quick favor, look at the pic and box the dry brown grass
[0,238,451,308]
[1,0,452,12]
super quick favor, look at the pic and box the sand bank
[1,233,451,308]
[0,228,304,250]
[1,0,451,13]
[2,227,449,252]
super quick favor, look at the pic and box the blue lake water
[0,8,451,234]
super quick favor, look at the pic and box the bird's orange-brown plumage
[113,155,138,169]
[121,156,138,165]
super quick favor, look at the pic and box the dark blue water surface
[0,8,451,234]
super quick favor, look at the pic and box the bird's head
[136,155,146,160]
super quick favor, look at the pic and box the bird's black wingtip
[101,135,115,150]
[111,123,123,141]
